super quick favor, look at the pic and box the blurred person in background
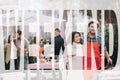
[54,28,65,61]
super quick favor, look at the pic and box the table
[27,62,59,70]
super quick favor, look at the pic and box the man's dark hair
[88,21,99,28]
[17,30,22,35]
[55,28,60,32]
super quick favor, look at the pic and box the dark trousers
[29,57,37,64]
[5,55,29,70]
[5,59,18,70]
[15,57,20,70]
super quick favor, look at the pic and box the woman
[64,32,83,70]
[4,34,17,70]
[29,37,45,63]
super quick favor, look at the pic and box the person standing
[4,34,17,70]
[15,30,29,69]
[83,21,112,70]
[64,32,83,70]
[54,28,65,61]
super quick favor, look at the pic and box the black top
[55,35,64,55]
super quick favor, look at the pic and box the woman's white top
[10,42,17,59]
[29,44,40,57]
[64,43,83,70]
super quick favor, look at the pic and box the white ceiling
[1,10,65,26]
[0,0,119,10]
[0,0,18,5]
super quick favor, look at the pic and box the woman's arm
[39,47,44,58]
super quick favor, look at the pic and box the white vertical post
[101,10,105,70]
[20,10,25,71]
[15,10,18,39]
[52,10,55,70]
[7,10,10,41]
[36,10,41,80]
[84,10,87,70]
[0,10,5,72]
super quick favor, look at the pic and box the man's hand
[107,57,112,65]
[105,51,112,65]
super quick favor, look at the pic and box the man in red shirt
[83,21,112,70]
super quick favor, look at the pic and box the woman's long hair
[8,35,11,43]
[8,35,15,44]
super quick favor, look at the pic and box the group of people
[4,30,47,70]
[4,20,112,70]
[4,30,28,70]
[55,21,112,70]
